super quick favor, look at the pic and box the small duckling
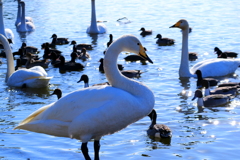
[155,34,175,46]
[79,48,90,61]
[214,47,238,58]
[195,70,218,88]
[147,109,172,138]
[51,88,62,99]
[70,40,93,50]
[192,89,231,107]
[139,27,152,36]
[51,34,69,45]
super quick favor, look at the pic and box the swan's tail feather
[14,104,52,129]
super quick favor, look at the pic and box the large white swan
[15,0,33,26]
[0,34,52,88]
[86,0,106,34]
[14,35,154,160]
[170,19,240,78]
[0,0,14,41]
[17,1,35,32]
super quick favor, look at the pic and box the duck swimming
[170,19,240,77]
[139,27,152,36]
[155,34,174,46]
[14,35,154,160]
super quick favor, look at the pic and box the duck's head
[139,27,145,31]
[77,74,89,83]
[155,34,162,39]
[51,34,57,39]
[192,89,203,100]
[21,42,27,48]
[70,40,77,45]
[170,19,189,30]
[51,88,62,99]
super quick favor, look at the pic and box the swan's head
[192,89,203,101]
[170,19,189,31]
[119,35,153,63]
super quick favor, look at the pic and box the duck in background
[42,42,62,59]
[139,27,152,36]
[78,74,109,87]
[155,34,174,46]
[70,40,93,50]
[214,47,238,58]
[195,70,218,88]
[99,58,124,72]
[86,0,106,34]
[25,53,50,69]
[192,89,231,107]
[188,52,198,61]
[16,1,35,33]
[170,19,240,78]
[78,48,90,61]
[202,80,239,97]
[58,54,84,72]
[51,88,62,100]
[147,109,172,139]
[50,34,69,45]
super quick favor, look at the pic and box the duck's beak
[170,21,181,28]
[138,44,153,64]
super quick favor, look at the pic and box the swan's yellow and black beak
[170,20,181,28]
[139,44,153,64]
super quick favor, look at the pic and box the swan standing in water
[170,19,240,77]
[14,35,154,160]
[15,0,33,26]
[17,1,35,32]
[0,34,52,88]
[86,0,106,34]
[0,0,14,41]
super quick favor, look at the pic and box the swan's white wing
[97,24,106,34]
[190,58,240,77]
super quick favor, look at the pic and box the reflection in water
[17,32,33,43]
[88,34,98,45]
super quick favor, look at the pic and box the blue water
[0,0,240,159]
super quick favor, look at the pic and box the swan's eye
[137,43,140,45]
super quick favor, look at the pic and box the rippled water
[1,0,240,159]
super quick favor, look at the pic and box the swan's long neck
[0,34,14,82]
[104,38,153,98]
[20,2,26,31]
[0,2,6,37]
[180,27,191,77]
[15,2,21,26]
[89,0,98,33]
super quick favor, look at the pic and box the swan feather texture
[17,1,35,32]
[15,35,154,159]
[0,34,52,88]
[86,0,106,34]
[170,19,240,78]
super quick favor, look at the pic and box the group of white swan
[0,0,238,159]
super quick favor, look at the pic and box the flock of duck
[0,0,240,160]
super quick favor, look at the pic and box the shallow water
[0,0,240,159]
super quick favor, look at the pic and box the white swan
[86,0,106,34]
[0,0,14,41]
[14,35,154,160]
[17,1,35,32]
[0,34,52,88]
[170,19,240,78]
[15,0,33,26]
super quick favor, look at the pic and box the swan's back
[191,58,240,77]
